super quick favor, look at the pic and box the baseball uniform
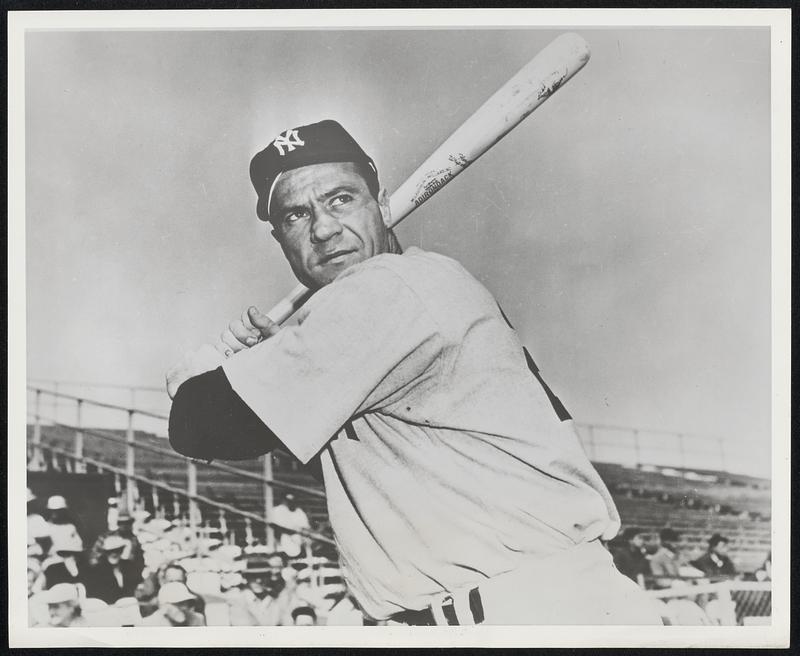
[170,246,661,624]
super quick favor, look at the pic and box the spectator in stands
[228,553,300,626]
[27,558,42,597]
[85,535,143,604]
[42,583,89,628]
[88,513,144,570]
[45,495,84,554]
[291,605,317,626]
[41,540,88,590]
[663,594,713,626]
[690,533,737,578]
[161,562,189,585]
[611,527,649,583]
[134,561,189,619]
[272,494,311,559]
[140,582,206,626]
[650,528,682,580]
[27,489,51,558]
[106,497,119,532]
[754,551,771,582]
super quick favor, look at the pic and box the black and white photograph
[8,8,790,648]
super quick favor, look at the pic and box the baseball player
[166,120,662,625]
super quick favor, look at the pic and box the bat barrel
[388,33,590,227]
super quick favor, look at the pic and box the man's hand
[166,344,227,400]
[219,306,281,354]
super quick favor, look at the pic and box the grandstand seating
[28,424,771,572]
[27,424,328,544]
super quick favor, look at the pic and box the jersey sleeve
[168,366,283,461]
[222,261,443,464]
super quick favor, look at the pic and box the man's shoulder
[336,247,466,285]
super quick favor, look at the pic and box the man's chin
[307,253,365,287]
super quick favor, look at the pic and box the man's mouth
[319,249,356,264]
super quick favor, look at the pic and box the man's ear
[377,188,392,227]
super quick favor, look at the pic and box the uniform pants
[450,540,663,625]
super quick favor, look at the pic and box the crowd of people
[609,527,746,585]
[27,485,772,629]
[26,488,366,628]
[607,526,771,626]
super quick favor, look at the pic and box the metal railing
[27,385,334,549]
[573,422,767,479]
[648,580,771,625]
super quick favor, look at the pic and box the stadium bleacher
[28,424,771,573]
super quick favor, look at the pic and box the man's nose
[310,208,343,243]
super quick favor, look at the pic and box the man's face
[163,601,194,625]
[246,575,267,596]
[27,568,38,594]
[269,162,391,289]
[48,601,77,627]
[105,549,122,565]
[630,534,645,549]
[713,541,729,556]
[267,556,284,579]
[163,566,186,584]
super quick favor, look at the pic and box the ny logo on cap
[272,129,305,156]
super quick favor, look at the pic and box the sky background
[24,27,772,476]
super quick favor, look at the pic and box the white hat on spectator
[54,534,84,554]
[100,535,127,552]
[199,537,223,551]
[46,495,67,511]
[158,582,196,605]
[27,488,36,503]
[28,514,50,540]
[147,518,172,534]
[220,572,244,589]
[215,545,243,562]
[46,583,80,605]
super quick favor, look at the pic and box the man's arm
[169,367,283,461]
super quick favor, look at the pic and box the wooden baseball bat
[255,32,591,327]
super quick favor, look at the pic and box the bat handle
[266,282,313,326]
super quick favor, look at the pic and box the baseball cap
[46,583,80,605]
[250,119,378,222]
[709,533,729,547]
[46,495,67,510]
[158,581,196,605]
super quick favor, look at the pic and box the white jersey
[271,504,310,558]
[224,247,620,620]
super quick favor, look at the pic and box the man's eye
[330,194,353,207]
[283,210,308,224]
